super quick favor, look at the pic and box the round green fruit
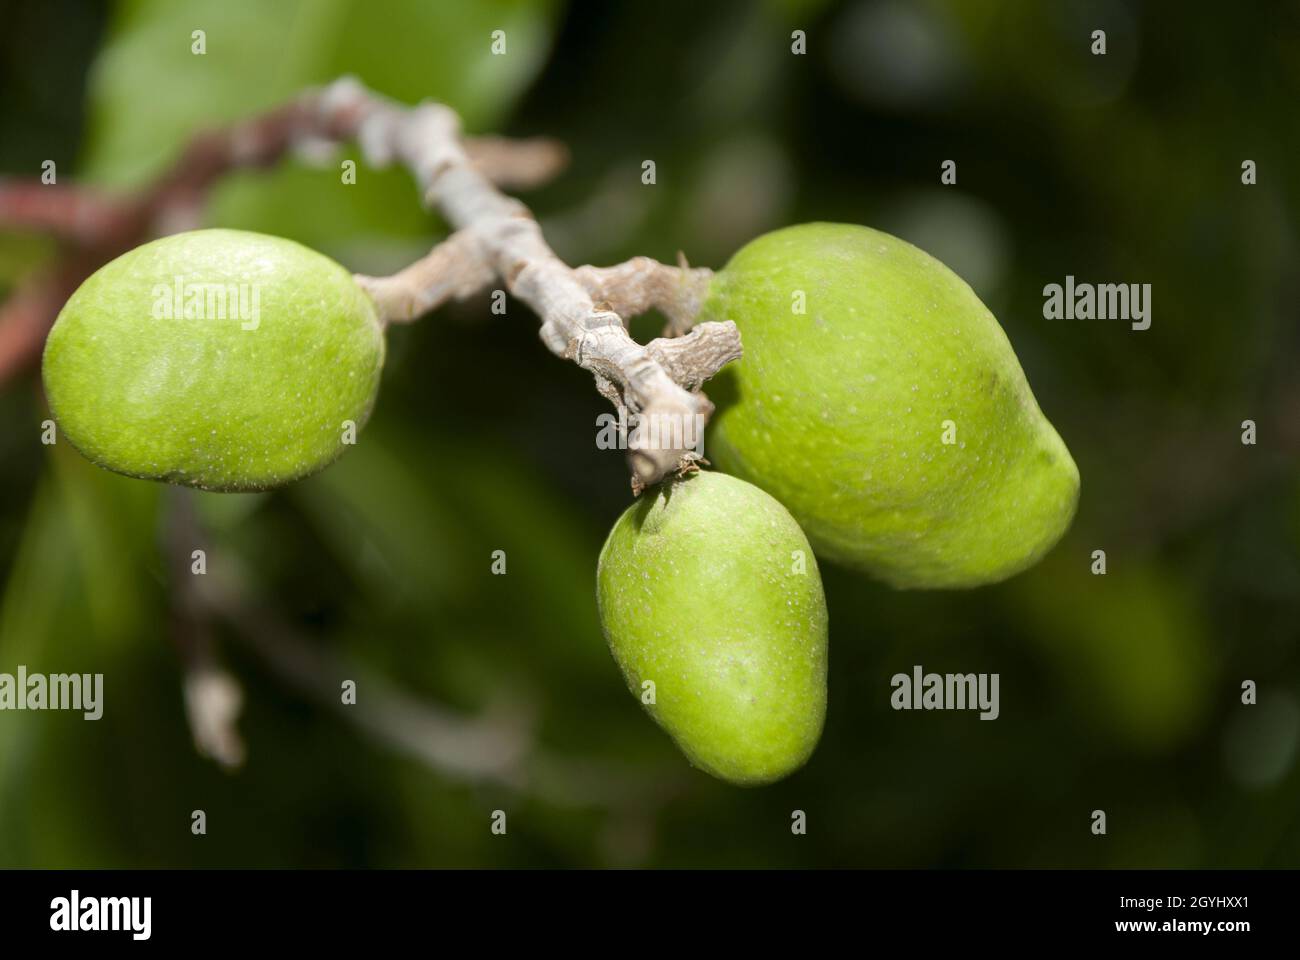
[597,470,828,786]
[701,222,1079,589]
[42,228,384,492]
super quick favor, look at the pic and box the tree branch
[354,229,494,325]
[321,77,740,490]
[0,180,133,243]
[163,489,689,814]
[162,487,246,770]
[0,78,732,821]
[2,76,741,490]
[573,255,714,337]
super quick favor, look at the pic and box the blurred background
[1,0,1298,868]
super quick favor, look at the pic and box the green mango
[702,223,1079,589]
[597,470,828,785]
[42,229,384,491]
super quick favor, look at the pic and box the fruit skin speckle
[42,228,384,492]
[597,471,828,786]
[701,222,1080,589]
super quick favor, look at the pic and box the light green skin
[597,471,828,786]
[702,223,1080,589]
[43,229,384,491]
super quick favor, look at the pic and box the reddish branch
[0,95,342,383]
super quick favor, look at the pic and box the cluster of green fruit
[599,224,1078,784]
[42,223,1079,787]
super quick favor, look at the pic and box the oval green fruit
[42,228,384,491]
[597,470,828,786]
[702,222,1079,589]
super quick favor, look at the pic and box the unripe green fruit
[702,223,1079,589]
[42,229,384,491]
[597,471,828,786]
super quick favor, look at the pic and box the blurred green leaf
[0,232,57,288]
[0,446,160,865]
[79,0,559,253]
[1009,551,1215,752]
